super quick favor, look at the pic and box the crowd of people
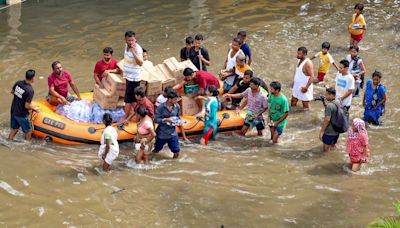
[7,3,387,172]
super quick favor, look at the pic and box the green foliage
[394,201,400,215]
[367,201,400,228]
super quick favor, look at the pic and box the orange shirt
[348,13,366,36]
[234,64,252,77]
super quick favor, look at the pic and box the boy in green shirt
[268,81,289,144]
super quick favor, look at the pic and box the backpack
[330,101,350,133]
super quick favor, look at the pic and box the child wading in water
[346,45,366,97]
[348,3,366,46]
[135,106,156,164]
[268,81,289,144]
[310,42,338,83]
[197,86,219,145]
[346,118,370,172]
[98,113,119,171]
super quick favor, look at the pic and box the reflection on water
[0,0,400,227]
[0,3,23,81]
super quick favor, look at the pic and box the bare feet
[199,138,205,145]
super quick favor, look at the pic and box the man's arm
[257,107,268,118]
[228,85,239,94]
[273,112,289,127]
[224,92,243,99]
[199,55,210,66]
[173,81,184,90]
[70,81,81,100]
[303,61,314,91]
[247,56,252,66]
[340,89,353,101]
[154,106,173,124]
[154,106,164,124]
[105,67,121,75]
[49,86,65,100]
[199,49,210,66]
[94,74,103,87]
[132,47,143,66]
[25,102,39,112]
[332,62,339,71]
[223,58,228,69]
[319,115,331,140]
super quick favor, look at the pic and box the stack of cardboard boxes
[93,73,126,109]
[93,57,201,115]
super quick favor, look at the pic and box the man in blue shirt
[238,31,252,66]
[153,90,182,159]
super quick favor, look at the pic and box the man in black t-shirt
[188,34,210,71]
[8,69,38,141]
[180,36,194,61]
[227,70,269,108]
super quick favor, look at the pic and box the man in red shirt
[123,86,154,123]
[93,47,120,88]
[174,67,220,116]
[47,61,81,105]
[174,67,220,95]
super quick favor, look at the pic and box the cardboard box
[102,73,126,97]
[181,96,200,116]
[147,94,158,104]
[117,60,124,72]
[142,60,158,73]
[162,78,176,91]
[163,57,181,76]
[155,64,175,88]
[93,84,119,110]
[176,60,198,81]
[141,70,162,96]
[116,98,125,108]
[156,64,173,81]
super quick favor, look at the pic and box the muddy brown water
[0,0,399,227]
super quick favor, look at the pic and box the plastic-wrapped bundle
[55,100,93,123]
[91,102,125,124]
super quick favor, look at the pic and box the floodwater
[0,0,399,227]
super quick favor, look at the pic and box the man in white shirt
[122,31,143,121]
[335,59,355,110]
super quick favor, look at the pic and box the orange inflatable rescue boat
[31,92,246,145]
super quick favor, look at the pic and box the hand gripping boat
[31,93,246,145]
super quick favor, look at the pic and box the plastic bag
[56,100,125,124]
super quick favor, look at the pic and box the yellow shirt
[315,52,334,74]
[348,13,366,36]
[235,64,252,77]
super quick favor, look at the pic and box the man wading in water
[291,47,314,110]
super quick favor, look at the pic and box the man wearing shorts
[8,69,39,141]
[153,90,182,159]
[224,78,268,136]
[268,81,289,144]
[319,87,340,153]
[122,31,143,121]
